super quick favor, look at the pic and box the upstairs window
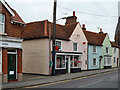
[0,14,5,33]
[106,47,109,54]
[114,48,116,53]
[56,41,61,50]
[73,43,78,51]
[93,45,97,53]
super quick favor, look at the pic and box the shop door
[66,57,70,73]
[117,58,119,68]
[8,54,16,81]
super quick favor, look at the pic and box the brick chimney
[99,28,103,34]
[44,19,48,36]
[82,24,86,30]
[65,11,77,25]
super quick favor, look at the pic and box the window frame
[55,55,66,69]
[106,47,109,54]
[0,13,5,33]
[56,40,62,50]
[92,58,97,66]
[93,45,97,53]
[73,42,78,52]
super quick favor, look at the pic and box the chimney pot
[82,24,86,30]
[73,11,75,16]
[99,28,103,34]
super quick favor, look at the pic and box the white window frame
[106,47,109,54]
[0,13,5,33]
[56,40,62,50]
[93,45,97,53]
[92,58,97,66]
[73,42,78,52]
[114,47,116,53]
[104,57,112,66]
[71,55,81,68]
[55,55,66,69]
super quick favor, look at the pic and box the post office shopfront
[0,36,23,83]
[55,52,82,75]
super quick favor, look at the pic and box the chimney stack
[65,11,77,25]
[73,11,75,16]
[82,24,86,30]
[44,19,48,36]
[99,28,103,34]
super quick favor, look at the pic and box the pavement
[2,68,118,89]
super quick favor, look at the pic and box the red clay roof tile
[83,30,107,46]
[23,20,78,40]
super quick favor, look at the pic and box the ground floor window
[104,57,112,66]
[70,55,81,68]
[93,58,97,66]
[56,54,81,69]
[56,55,65,69]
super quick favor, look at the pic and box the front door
[66,57,70,73]
[8,54,16,81]
[117,58,119,68]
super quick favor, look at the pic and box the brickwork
[2,48,8,74]
[0,2,23,38]
[17,49,22,73]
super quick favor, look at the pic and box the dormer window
[0,14,5,33]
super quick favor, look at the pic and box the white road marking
[79,80,103,88]
[110,75,118,79]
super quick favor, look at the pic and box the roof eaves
[1,0,15,16]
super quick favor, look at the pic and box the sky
[6,0,120,41]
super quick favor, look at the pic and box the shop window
[93,58,97,66]
[93,45,96,53]
[71,55,81,68]
[73,43,78,51]
[70,56,74,67]
[56,41,61,50]
[0,13,5,33]
[56,55,65,69]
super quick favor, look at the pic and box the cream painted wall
[65,23,88,70]
[112,47,119,68]
[22,39,49,75]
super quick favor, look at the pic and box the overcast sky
[6,0,120,41]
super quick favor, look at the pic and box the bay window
[0,13,5,33]
[104,57,112,66]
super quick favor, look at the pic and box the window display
[56,55,65,69]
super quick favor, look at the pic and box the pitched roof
[111,42,120,48]
[23,20,78,40]
[1,0,25,24]
[115,17,120,36]
[10,8,25,24]
[83,30,107,46]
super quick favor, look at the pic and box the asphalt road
[26,70,119,88]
